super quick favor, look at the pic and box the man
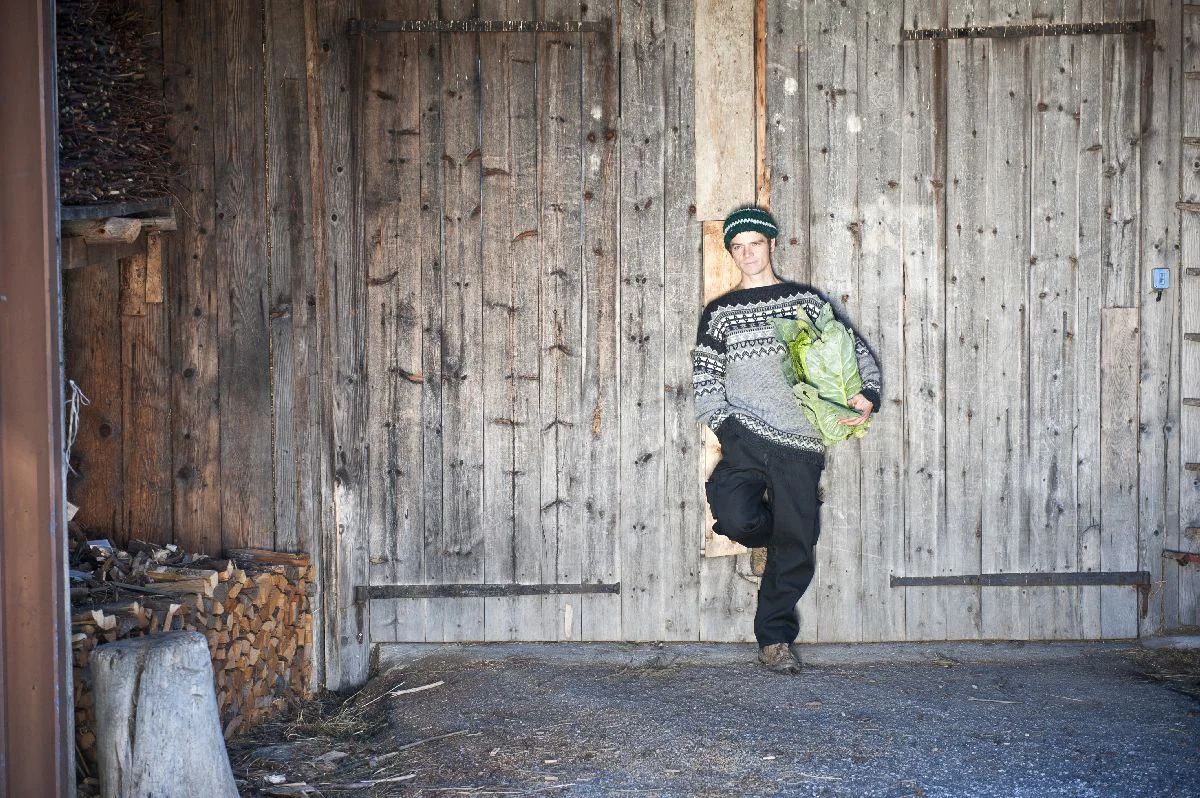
[692,206,881,674]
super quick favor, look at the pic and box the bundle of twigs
[57,0,175,205]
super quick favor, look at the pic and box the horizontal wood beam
[61,198,173,220]
[348,19,608,35]
[902,21,1153,40]
[890,571,1149,588]
[356,582,621,600]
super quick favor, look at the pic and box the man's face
[728,231,775,278]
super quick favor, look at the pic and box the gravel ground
[231,641,1200,798]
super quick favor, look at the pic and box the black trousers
[705,423,822,647]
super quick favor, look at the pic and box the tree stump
[91,631,238,798]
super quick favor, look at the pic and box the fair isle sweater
[692,281,882,467]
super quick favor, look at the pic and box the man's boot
[758,642,801,674]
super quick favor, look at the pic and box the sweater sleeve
[692,303,731,433]
[851,330,882,413]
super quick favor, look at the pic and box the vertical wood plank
[765,0,810,281]
[213,0,274,550]
[1026,28,1083,638]
[856,0,907,643]
[694,0,755,220]
[361,0,426,643]
[315,0,369,688]
[579,7,623,640]
[539,0,586,641]
[1100,30,1142,308]
[900,0,949,641]
[662,0,703,642]
[1100,307,1140,636]
[1074,0,1106,637]
[439,0,486,641]
[121,248,172,545]
[63,255,123,535]
[806,0,863,643]
[265,0,318,556]
[620,0,670,639]
[978,37,1031,639]
[1139,0,1182,635]
[163,0,221,555]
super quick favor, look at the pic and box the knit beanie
[722,206,779,250]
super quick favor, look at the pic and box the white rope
[65,379,90,476]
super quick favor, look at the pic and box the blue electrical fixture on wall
[1152,268,1170,291]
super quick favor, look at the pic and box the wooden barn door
[904,28,1149,640]
[353,8,619,642]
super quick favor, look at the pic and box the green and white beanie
[722,206,779,250]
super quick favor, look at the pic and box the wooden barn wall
[61,0,1191,687]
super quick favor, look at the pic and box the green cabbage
[772,302,869,445]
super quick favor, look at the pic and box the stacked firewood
[56,0,175,204]
[70,538,314,781]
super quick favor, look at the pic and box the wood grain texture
[765,0,810,281]
[315,0,369,688]
[163,0,221,556]
[438,0,486,642]
[122,248,172,545]
[899,9,950,641]
[978,38,1031,640]
[694,0,755,220]
[855,0,907,642]
[1137,0,1181,634]
[619,0,671,639]
[1179,6,1200,627]
[265,0,318,556]
[63,254,124,535]
[662,0,703,642]
[579,4,623,640]
[1100,31,1142,308]
[1099,307,1141,637]
[213,0,274,550]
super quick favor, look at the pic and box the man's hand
[838,393,873,426]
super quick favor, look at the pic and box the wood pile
[56,0,175,205]
[70,537,314,783]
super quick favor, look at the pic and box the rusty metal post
[0,0,73,796]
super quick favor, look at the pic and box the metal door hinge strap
[890,571,1149,588]
[355,582,621,601]
[1163,550,1200,566]
[348,19,609,35]
[902,21,1153,41]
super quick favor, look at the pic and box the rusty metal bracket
[892,571,1153,618]
[1163,549,1200,566]
[902,20,1153,41]
[348,18,609,35]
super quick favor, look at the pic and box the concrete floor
[236,640,1200,797]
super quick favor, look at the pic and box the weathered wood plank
[162,0,221,555]
[63,253,123,535]
[1026,30,1083,639]
[1099,307,1141,637]
[579,5,623,641]
[765,0,810,282]
[806,0,863,644]
[1074,5,1105,637]
[316,0,369,688]
[539,0,586,641]
[1139,0,1182,635]
[978,38,1031,639]
[619,0,670,640]
[662,0,703,642]
[439,0,486,641]
[417,16,447,644]
[265,0,316,555]
[213,0,273,550]
[1181,215,1200,628]
[121,247,172,545]
[361,0,424,644]
[899,10,949,641]
[856,0,907,643]
[694,0,755,220]
[1100,31,1142,308]
[940,12,988,644]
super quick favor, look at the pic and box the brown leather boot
[758,642,801,674]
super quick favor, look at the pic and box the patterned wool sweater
[692,281,882,466]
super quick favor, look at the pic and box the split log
[91,631,238,798]
[62,216,142,243]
